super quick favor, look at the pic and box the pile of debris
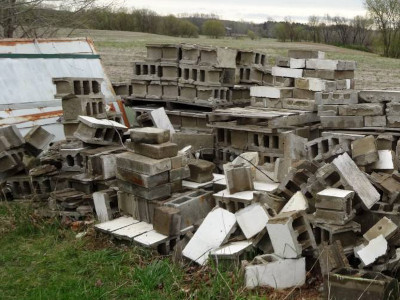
[3,43,400,298]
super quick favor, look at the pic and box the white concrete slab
[236,204,270,239]
[134,230,168,247]
[211,240,253,257]
[150,107,176,133]
[182,208,237,265]
[280,191,309,214]
[357,235,388,266]
[94,216,138,233]
[372,150,395,170]
[112,222,154,241]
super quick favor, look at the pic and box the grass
[0,202,319,299]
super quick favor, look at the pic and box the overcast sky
[123,0,367,23]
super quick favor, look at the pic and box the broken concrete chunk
[358,90,400,103]
[318,241,350,276]
[130,127,170,144]
[364,217,399,242]
[280,191,308,214]
[187,159,214,183]
[235,203,270,239]
[182,208,237,265]
[245,254,306,289]
[351,135,378,166]
[357,235,388,266]
[332,153,380,209]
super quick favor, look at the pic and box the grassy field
[0,202,320,299]
[67,28,400,90]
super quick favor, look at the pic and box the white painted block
[289,58,306,69]
[357,235,388,266]
[245,255,306,289]
[250,86,289,99]
[134,230,168,247]
[272,66,303,78]
[150,107,176,133]
[112,222,153,240]
[280,191,308,214]
[182,208,237,265]
[372,150,395,170]
[266,218,302,258]
[93,191,112,223]
[235,204,270,239]
[306,59,356,71]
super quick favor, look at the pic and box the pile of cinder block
[127,43,264,108]
[320,89,400,129]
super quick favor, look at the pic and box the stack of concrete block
[53,77,107,139]
[319,90,400,130]
[129,43,256,108]
[115,127,189,223]
[251,50,356,111]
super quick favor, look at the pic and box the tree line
[1,0,400,58]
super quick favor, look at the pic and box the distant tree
[332,16,351,44]
[247,29,256,40]
[0,0,100,38]
[179,20,199,38]
[275,22,288,42]
[365,0,400,57]
[202,19,225,38]
[351,15,373,45]
[320,14,334,44]
[308,15,320,42]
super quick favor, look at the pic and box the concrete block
[153,206,181,236]
[320,116,364,128]
[303,69,355,80]
[372,150,396,171]
[364,116,387,127]
[351,135,379,166]
[93,189,117,223]
[187,159,214,183]
[376,134,394,150]
[338,103,384,116]
[359,90,400,103]
[292,88,317,100]
[166,189,214,229]
[181,44,200,64]
[295,78,336,92]
[357,235,388,266]
[0,125,24,149]
[24,126,55,156]
[271,66,303,78]
[131,80,148,98]
[116,168,169,188]
[315,91,358,105]
[325,268,399,300]
[53,77,102,97]
[249,86,293,99]
[116,152,171,175]
[282,98,317,111]
[318,241,350,276]
[162,82,179,100]
[237,50,267,66]
[306,59,356,70]
[224,163,254,194]
[130,127,170,144]
[387,116,400,127]
[146,82,163,99]
[245,254,306,289]
[318,105,338,116]
[288,49,325,59]
[266,211,316,258]
[364,217,398,242]
[118,179,171,200]
[332,153,380,209]
[182,208,237,265]
[235,203,270,239]
[133,142,178,159]
[169,166,190,181]
[199,46,237,68]
[171,132,214,155]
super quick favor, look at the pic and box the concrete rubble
[3,44,400,296]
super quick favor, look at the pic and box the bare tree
[0,0,100,38]
[320,14,333,44]
[308,15,320,43]
[365,0,400,56]
[332,16,351,44]
[351,15,373,45]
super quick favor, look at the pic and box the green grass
[1,202,285,299]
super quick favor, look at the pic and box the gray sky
[124,0,367,23]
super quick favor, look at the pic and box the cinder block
[132,142,178,159]
[24,126,55,156]
[250,86,293,99]
[288,50,325,59]
[116,168,169,188]
[224,163,254,194]
[306,59,356,71]
[130,127,170,144]
[118,179,171,200]
[188,159,214,183]
[271,66,303,78]
[338,103,384,116]
[153,206,181,236]
[351,135,378,166]
[116,152,171,175]
[359,90,400,103]
[320,116,364,129]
